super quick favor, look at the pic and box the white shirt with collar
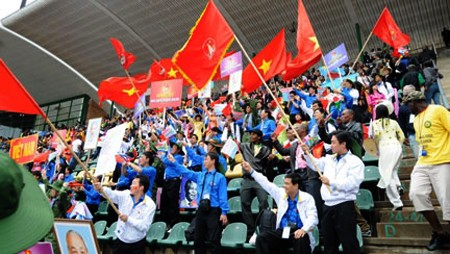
[305,151,364,206]
[102,188,156,243]
[250,170,318,252]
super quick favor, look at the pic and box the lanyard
[200,172,216,198]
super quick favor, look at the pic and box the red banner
[9,134,39,164]
[149,79,183,108]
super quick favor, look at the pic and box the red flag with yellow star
[150,58,190,83]
[372,7,410,48]
[284,0,322,80]
[242,29,287,93]
[98,74,150,109]
[172,0,234,91]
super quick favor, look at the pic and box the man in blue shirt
[169,152,229,254]
[242,162,318,254]
[124,151,157,198]
[296,86,319,108]
[251,108,276,144]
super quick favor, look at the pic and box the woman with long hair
[372,104,404,210]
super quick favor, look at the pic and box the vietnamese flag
[0,59,46,117]
[372,7,410,48]
[98,74,150,109]
[110,38,136,70]
[172,0,234,91]
[311,141,324,158]
[242,29,287,94]
[284,0,322,81]
[150,58,191,85]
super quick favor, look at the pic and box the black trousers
[322,201,360,254]
[256,228,311,254]
[194,207,222,254]
[240,178,268,234]
[160,178,181,228]
[113,238,146,254]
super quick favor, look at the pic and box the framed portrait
[179,177,199,209]
[53,219,100,254]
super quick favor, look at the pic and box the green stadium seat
[97,221,117,242]
[93,220,107,237]
[146,221,167,253]
[221,223,247,248]
[363,166,381,182]
[95,201,109,216]
[356,189,374,211]
[227,196,242,215]
[227,178,243,192]
[251,196,273,214]
[273,174,286,187]
[158,222,190,252]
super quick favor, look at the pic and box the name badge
[203,193,210,200]
[282,227,291,239]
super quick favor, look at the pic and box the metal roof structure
[0,0,449,109]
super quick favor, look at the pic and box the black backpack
[255,209,276,235]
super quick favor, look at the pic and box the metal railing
[433,60,450,108]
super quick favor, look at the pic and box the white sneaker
[248,233,257,245]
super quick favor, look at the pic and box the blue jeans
[408,134,418,158]
[425,83,441,105]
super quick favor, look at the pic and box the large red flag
[242,29,287,94]
[372,7,410,48]
[284,0,322,80]
[98,74,150,109]
[172,0,234,91]
[110,38,137,70]
[0,59,46,117]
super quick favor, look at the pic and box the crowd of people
[2,44,450,253]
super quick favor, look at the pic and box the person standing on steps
[404,91,450,251]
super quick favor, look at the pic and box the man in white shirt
[373,73,395,102]
[301,130,364,254]
[69,134,83,170]
[242,161,318,253]
[94,175,155,254]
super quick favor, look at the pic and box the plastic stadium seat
[146,221,167,244]
[273,174,286,187]
[251,196,273,214]
[227,178,243,192]
[93,220,107,237]
[363,166,381,182]
[221,223,248,248]
[158,222,190,252]
[95,201,109,216]
[227,196,242,215]
[97,221,117,242]
[356,189,374,210]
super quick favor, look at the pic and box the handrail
[432,60,449,108]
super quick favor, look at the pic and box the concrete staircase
[361,148,450,253]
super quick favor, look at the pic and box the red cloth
[283,0,322,81]
[372,7,410,48]
[172,0,234,91]
[110,38,136,70]
[0,59,46,117]
[242,29,287,93]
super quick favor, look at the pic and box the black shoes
[397,186,404,196]
[427,231,450,251]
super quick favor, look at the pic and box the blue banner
[324,43,349,71]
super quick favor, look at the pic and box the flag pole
[350,30,373,70]
[44,118,121,215]
[321,55,335,83]
[233,34,330,192]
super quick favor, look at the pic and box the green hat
[0,153,54,253]
[49,180,64,193]
[402,91,425,103]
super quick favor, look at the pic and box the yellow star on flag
[258,59,272,75]
[309,36,320,52]
[167,67,178,78]
[123,87,138,96]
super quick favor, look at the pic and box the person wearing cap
[160,141,185,228]
[301,130,364,254]
[239,129,272,237]
[404,91,450,251]
[183,138,228,174]
[95,174,155,254]
[398,85,419,157]
[0,153,54,253]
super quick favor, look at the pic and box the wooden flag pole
[350,30,373,70]
[44,118,121,215]
[321,55,335,83]
[233,34,331,192]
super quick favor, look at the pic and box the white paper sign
[84,118,102,150]
[228,70,242,94]
[95,123,127,176]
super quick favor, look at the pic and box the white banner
[199,81,213,98]
[84,118,102,150]
[95,123,127,176]
[228,70,242,94]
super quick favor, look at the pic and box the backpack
[255,209,276,235]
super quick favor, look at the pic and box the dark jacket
[240,142,271,175]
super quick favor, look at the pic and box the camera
[199,199,211,212]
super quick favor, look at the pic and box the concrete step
[376,222,450,238]
[363,238,450,253]
[375,199,440,209]
[378,208,443,223]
